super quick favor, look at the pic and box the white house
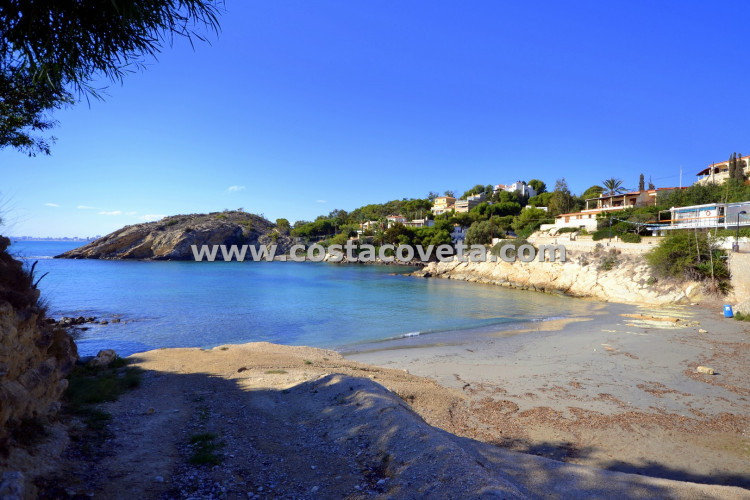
[495,181,537,199]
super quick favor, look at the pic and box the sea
[8,240,594,357]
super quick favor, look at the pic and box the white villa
[495,181,537,199]
[695,155,750,185]
[553,187,683,230]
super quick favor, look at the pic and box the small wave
[17,255,54,260]
[400,331,421,338]
[530,316,566,322]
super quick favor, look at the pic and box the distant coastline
[9,236,99,242]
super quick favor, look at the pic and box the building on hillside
[553,187,683,230]
[668,201,750,229]
[431,196,456,215]
[495,181,537,198]
[358,220,380,232]
[695,155,750,185]
[403,219,435,228]
[583,188,682,213]
[386,215,407,227]
[454,193,486,213]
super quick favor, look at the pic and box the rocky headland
[56,211,293,260]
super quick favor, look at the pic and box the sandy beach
[29,297,749,498]
[347,299,750,488]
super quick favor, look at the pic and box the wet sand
[345,300,750,488]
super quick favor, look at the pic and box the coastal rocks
[55,211,293,261]
[0,236,78,449]
[412,250,704,306]
[697,366,716,375]
[88,349,117,368]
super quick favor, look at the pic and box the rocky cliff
[0,236,78,451]
[56,211,292,260]
[412,247,704,306]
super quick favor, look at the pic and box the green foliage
[620,232,642,243]
[65,359,142,411]
[490,238,535,258]
[734,311,750,321]
[527,191,554,208]
[555,227,579,234]
[465,220,501,246]
[1,0,222,155]
[0,69,72,156]
[598,252,619,271]
[658,179,750,207]
[291,219,334,239]
[512,207,553,238]
[549,178,576,215]
[581,185,604,199]
[646,231,730,288]
[638,173,645,191]
[591,228,610,241]
[528,179,546,194]
[460,184,491,200]
[188,432,224,465]
[275,218,290,234]
[601,178,627,196]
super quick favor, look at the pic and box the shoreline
[345,302,750,488]
[16,303,749,497]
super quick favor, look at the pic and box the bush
[591,228,610,241]
[646,231,730,289]
[620,232,642,243]
[490,239,536,259]
[556,227,579,234]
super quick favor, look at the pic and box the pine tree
[728,153,737,180]
[648,176,655,190]
[638,173,645,191]
[735,153,747,182]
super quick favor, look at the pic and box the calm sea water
[9,240,592,357]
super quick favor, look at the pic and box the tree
[601,178,627,196]
[528,179,546,194]
[638,174,645,191]
[549,178,574,215]
[465,220,494,246]
[275,218,291,235]
[734,153,747,183]
[527,191,554,208]
[648,176,655,190]
[581,185,604,199]
[728,153,737,180]
[0,0,222,156]
[427,191,439,202]
[444,190,455,198]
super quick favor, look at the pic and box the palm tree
[601,178,627,196]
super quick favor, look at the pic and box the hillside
[56,211,292,260]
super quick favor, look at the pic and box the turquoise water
[9,240,592,357]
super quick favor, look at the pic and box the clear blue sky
[2,1,749,237]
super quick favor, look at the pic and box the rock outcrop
[412,247,704,306]
[56,211,293,260]
[0,236,78,449]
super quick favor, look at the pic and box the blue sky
[2,1,749,237]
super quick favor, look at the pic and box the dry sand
[37,300,750,499]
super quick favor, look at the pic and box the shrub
[556,227,579,234]
[620,232,642,243]
[490,239,536,259]
[646,231,730,290]
[734,311,750,321]
[591,228,610,241]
